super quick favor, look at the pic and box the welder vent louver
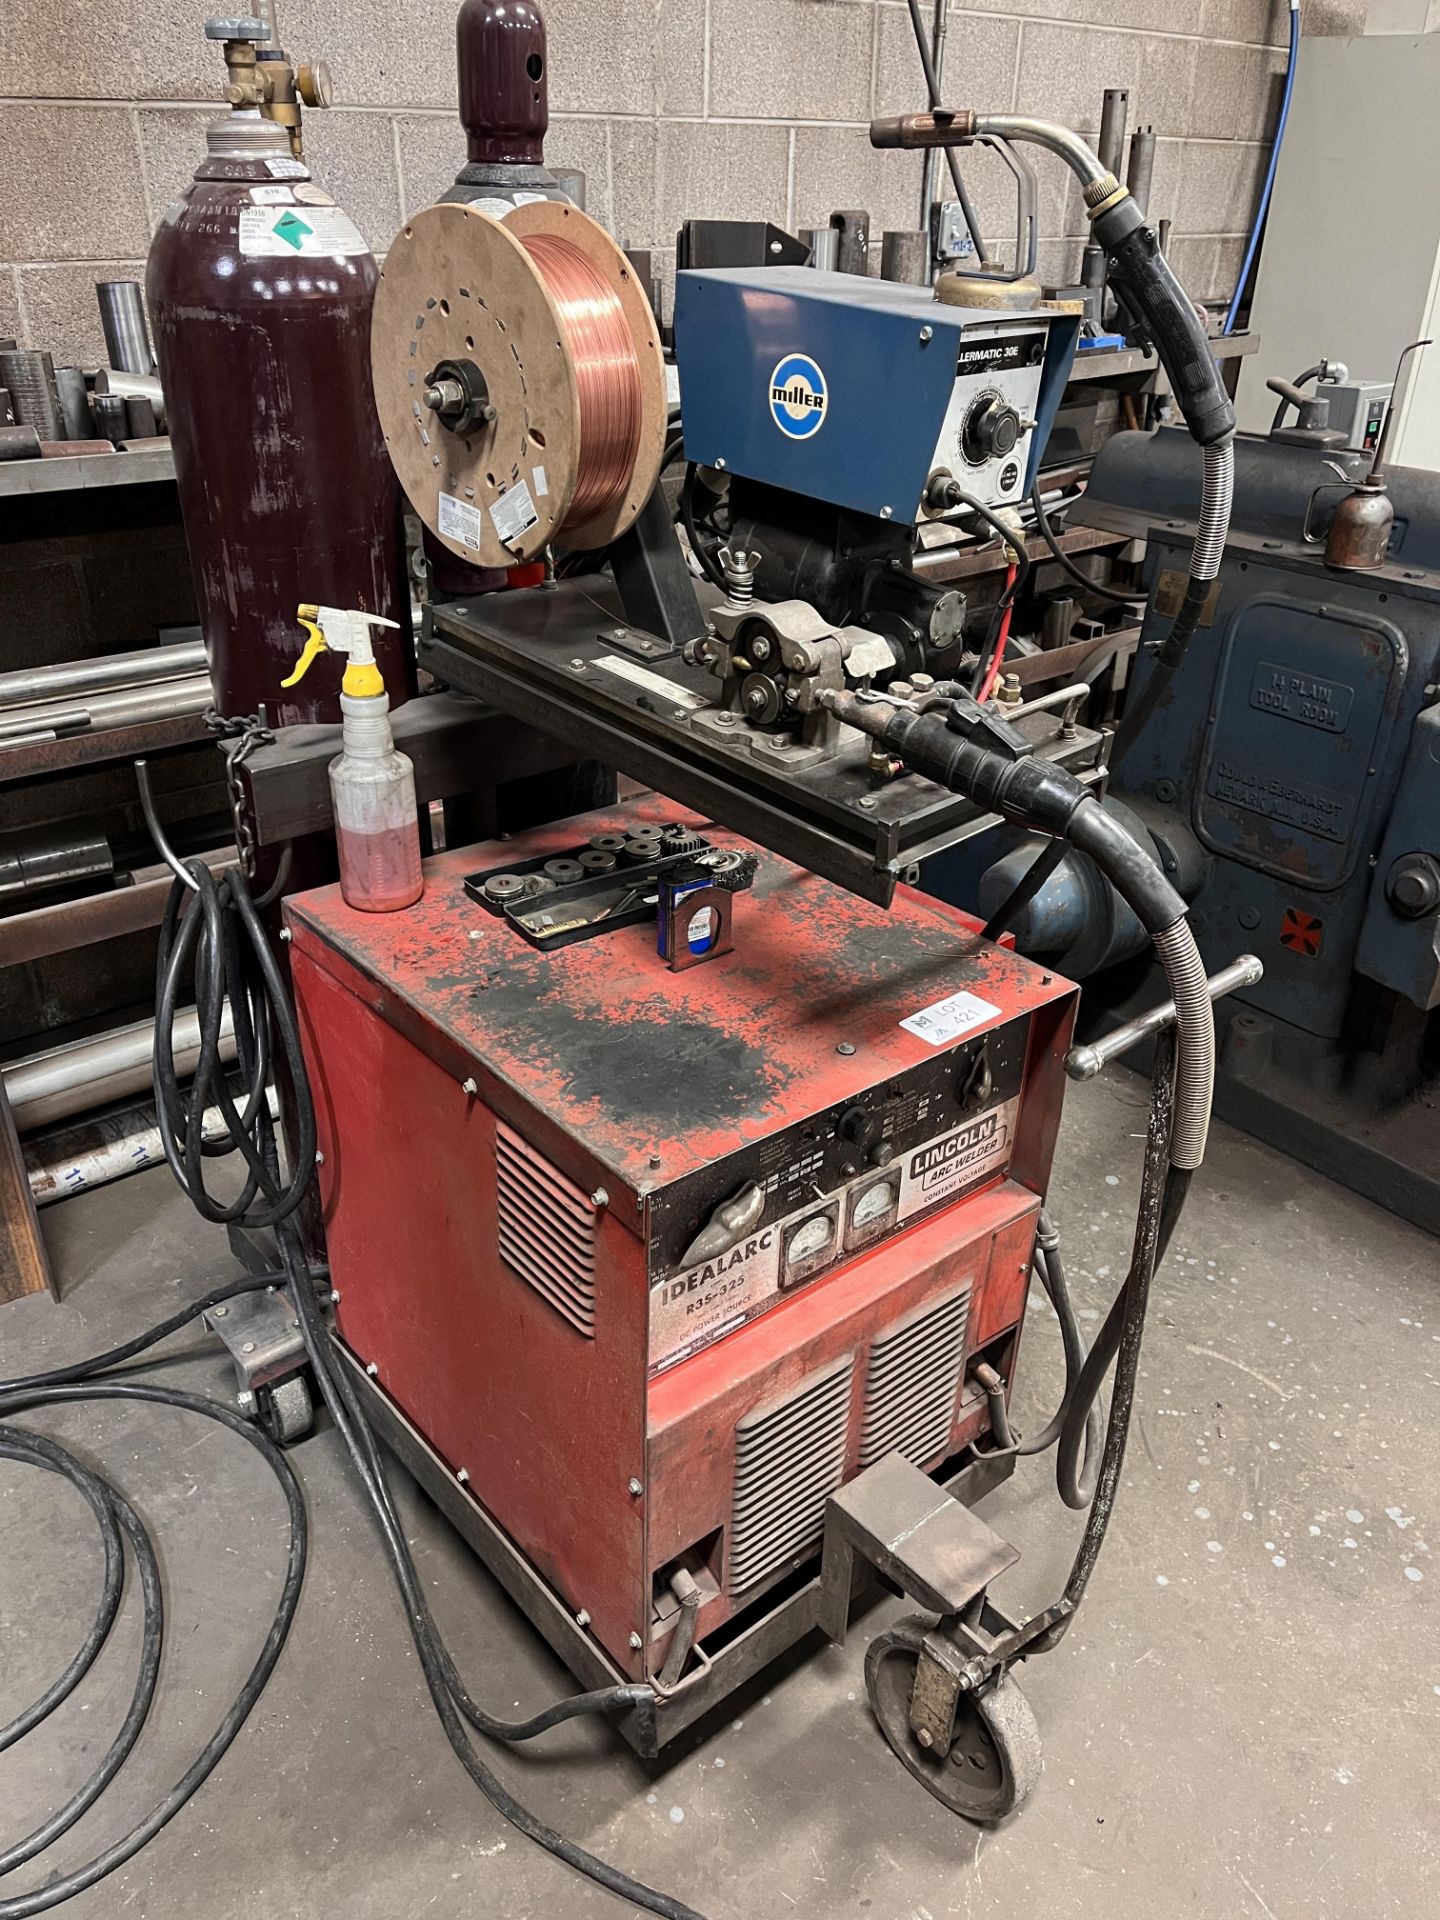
[495,1121,597,1337]
[858,1285,971,1470]
[728,1356,854,1594]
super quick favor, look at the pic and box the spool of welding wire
[0,350,61,440]
[370,199,666,569]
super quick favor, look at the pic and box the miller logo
[769,353,828,440]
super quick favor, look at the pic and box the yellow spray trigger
[281,602,393,698]
[282,607,328,688]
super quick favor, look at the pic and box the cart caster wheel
[257,1374,313,1446]
[865,1613,1041,1824]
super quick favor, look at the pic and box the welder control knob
[963,395,1022,465]
[1388,852,1440,920]
[838,1105,879,1149]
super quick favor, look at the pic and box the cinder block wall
[0,0,1371,365]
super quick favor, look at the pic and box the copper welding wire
[521,233,642,527]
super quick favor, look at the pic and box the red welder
[285,796,1081,1816]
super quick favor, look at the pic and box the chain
[207,706,275,882]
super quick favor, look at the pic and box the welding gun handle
[1064,953,1263,1082]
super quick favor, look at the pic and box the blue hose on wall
[1224,0,1300,334]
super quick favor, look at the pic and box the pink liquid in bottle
[336,820,423,912]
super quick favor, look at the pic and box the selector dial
[962,391,1022,466]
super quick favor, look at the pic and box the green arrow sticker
[272,210,313,251]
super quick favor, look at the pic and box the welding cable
[274,1230,706,1920]
[1028,482,1146,608]
[1108,436,1234,771]
[971,1212,1104,1506]
[0,1384,305,1918]
[901,0,990,267]
[154,857,314,1229]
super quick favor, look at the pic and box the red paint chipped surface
[284,798,1075,1192]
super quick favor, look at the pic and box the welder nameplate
[651,1231,782,1373]
[898,1098,1019,1220]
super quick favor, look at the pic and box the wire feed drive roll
[370,199,667,569]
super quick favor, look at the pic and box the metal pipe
[0,638,206,709]
[0,674,213,741]
[26,1087,278,1208]
[800,228,839,269]
[1126,126,1156,219]
[4,1005,237,1132]
[1064,954,1264,1083]
[94,368,167,430]
[53,366,91,441]
[880,230,930,285]
[918,0,950,239]
[95,281,156,375]
[1097,88,1129,181]
[0,349,62,439]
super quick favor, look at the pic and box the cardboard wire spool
[371,200,666,569]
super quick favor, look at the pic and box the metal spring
[520,233,642,529]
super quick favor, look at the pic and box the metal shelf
[0,441,176,500]
[0,711,210,785]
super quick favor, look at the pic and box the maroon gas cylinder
[147,109,413,726]
[444,0,569,212]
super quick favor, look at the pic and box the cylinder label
[237,206,370,258]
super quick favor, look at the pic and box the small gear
[661,827,703,855]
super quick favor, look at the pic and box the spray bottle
[283,604,424,912]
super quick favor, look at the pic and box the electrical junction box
[1326,380,1392,454]
[286,800,1078,1688]
[674,265,1080,525]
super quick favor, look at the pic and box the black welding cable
[0,1437,124,1754]
[973,1212,1104,1506]
[154,861,314,1228]
[901,0,990,267]
[0,1384,306,1919]
[275,1232,705,1920]
[981,839,1067,944]
[1028,482,1146,608]
[0,1431,163,1885]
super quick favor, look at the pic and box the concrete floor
[2,1074,1437,1920]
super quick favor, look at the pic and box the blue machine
[674,267,1080,525]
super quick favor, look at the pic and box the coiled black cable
[154,859,314,1228]
[0,1379,306,1919]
